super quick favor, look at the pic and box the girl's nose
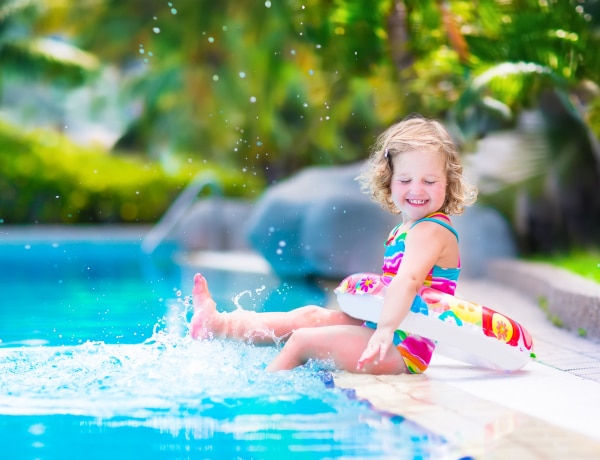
[409,182,424,194]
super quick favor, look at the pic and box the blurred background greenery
[1,0,599,256]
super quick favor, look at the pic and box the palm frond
[20,37,99,70]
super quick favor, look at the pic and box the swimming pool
[0,229,449,459]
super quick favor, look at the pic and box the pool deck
[332,277,600,459]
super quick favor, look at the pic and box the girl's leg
[189,273,362,344]
[266,325,408,375]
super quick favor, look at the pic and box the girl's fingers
[379,342,390,361]
[356,346,377,370]
[356,330,393,370]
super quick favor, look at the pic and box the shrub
[0,122,263,224]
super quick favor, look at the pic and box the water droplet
[249,96,257,103]
[212,75,219,81]
[171,8,177,14]
[153,27,161,34]
[278,240,286,247]
[208,37,215,43]
[265,0,272,7]
[239,71,246,79]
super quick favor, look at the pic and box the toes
[193,273,210,296]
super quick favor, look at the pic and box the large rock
[164,164,517,280]
[245,164,517,279]
[245,163,397,278]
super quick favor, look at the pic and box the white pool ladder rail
[141,172,222,254]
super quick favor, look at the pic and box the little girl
[190,114,477,375]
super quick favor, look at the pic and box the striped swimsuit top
[381,212,460,295]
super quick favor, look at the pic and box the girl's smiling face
[390,149,448,223]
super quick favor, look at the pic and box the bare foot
[189,273,225,339]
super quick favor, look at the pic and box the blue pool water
[0,233,449,459]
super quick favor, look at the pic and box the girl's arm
[356,222,450,370]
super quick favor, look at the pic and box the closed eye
[424,180,437,185]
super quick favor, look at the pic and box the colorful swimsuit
[366,212,461,374]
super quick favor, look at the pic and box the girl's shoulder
[409,212,459,241]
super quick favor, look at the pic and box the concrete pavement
[334,275,600,458]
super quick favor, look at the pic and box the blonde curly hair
[357,114,477,215]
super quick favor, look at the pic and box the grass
[533,250,600,284]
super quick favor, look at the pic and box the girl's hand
[356,327,394,371]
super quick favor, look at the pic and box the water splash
[232,289,252,311]
[230,284,268,311]
[0,331,315,418]
[0,318,449,458]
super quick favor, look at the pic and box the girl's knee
[271,327,317,370]
[285,327,327,359]
[285,327,313,350]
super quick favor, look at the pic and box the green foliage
[0,122,263,224]
[49,0,407,182]
[0,0,99,87]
